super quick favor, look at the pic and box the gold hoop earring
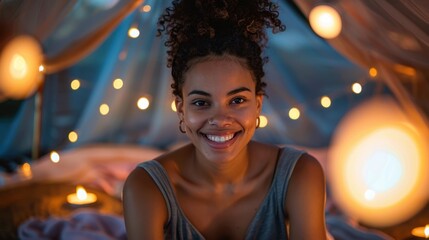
[179,120,186,133]
[256,116,260,129]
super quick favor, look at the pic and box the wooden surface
[0,181,123,240]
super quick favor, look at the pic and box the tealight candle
[67,185,97,206]
[411,224,429,238]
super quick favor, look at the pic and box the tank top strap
[138,161,175,223]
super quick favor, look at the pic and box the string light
[309,5,342,39]
[68,131,78,143]
[50,151,60,163]
[289,107,300,120]
[128,27,140,38]
[259,115,268,128]
[99,103,110,115]
[141,5,151,12]
[352,82,362,94]
[320,96,331,108]
[113,78,123,89]
[171,100,177,112]
[137,97,150,110]
[71,79,80,90]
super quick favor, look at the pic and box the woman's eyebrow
[187,87,251,97]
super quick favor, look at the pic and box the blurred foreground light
[328,97,429,227]
[0,35,43,99]
[309,5,342,39]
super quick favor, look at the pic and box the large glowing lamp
[328,97,429,227]
[0,35,43,99]
[309,5,342,39]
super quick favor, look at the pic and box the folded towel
[18,210,126,240]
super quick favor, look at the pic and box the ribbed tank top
[138,146,304,240]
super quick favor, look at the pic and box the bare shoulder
[285,152,327,239]
[122,163,168,239]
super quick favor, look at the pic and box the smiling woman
[122,0,328,239]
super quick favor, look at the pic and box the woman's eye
[192,100,208,107]
[231,97,245,104]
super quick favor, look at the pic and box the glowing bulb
[137,97,150,110]
[50,151,60,163]
[71,79,80,90]
[113,78,123,89]
[128,27,140,38]
[320,96,331,108]
[259,115,268,128]
[352,82,362,94]
[289,107,300,120]
[309,5,342,39]
[39,65,44,72]
[369,67,378,78]
[171,100,177,112]
[364,189,375,201]
[99,103,109,115]
[141,5,151,12]
[68,131,78,143]
[10,54,27,79]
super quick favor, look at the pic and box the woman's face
[176,56,263,163]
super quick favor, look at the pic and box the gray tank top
[138,146,303,240]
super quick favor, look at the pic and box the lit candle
[412,224,429,238]
[67,185,97,205]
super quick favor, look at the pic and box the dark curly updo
[158,0,285,97]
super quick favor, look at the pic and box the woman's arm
[123,167,167,240]
[285,153,328,240]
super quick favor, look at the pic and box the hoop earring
[256,116,260,129]
[179,120,186,133]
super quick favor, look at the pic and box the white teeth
[206,134,234,143]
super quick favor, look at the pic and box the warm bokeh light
[99,103,110,115]
[50,151,60,163]
[171,100,177,112]
[288,107,300,120]
[259,115,268,128]
[113,78,123,89]
[141,5,151,12]
[352,82,362,94]
[309,5,342,39]
[20,162,32,179]
[71,79,80,90]
[39,65,44,72]
[68,131,78,143]
[320,96,331,108]
[0,35,43,99]
[328,97,429,227]
[128,27,140,38]
[137,97,150,110]
[369,67,378,78]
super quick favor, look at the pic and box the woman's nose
[208,108,233,126]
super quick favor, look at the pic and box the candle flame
[76,185,88,200]
[425,224,429,238]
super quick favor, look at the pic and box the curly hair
[158,0,285,97]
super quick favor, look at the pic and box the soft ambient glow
[71,79,80,90]
[128,27,140,38]
[328,97,429,227]
[137,97,150,110]
[50,151,60,163]
[309,5,342,39]
[113,78,123,89]
[259,115,268,128]
[67,185,97,205]
[99,104,110,115]
[289,107,300,120]
[68,131,78,143]
[0,35,43,99]
[411,224,429,238]
[321,96,331,108]
[352,82,362,94]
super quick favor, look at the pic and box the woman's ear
[256,94,264,115]
[175,96,184,118]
